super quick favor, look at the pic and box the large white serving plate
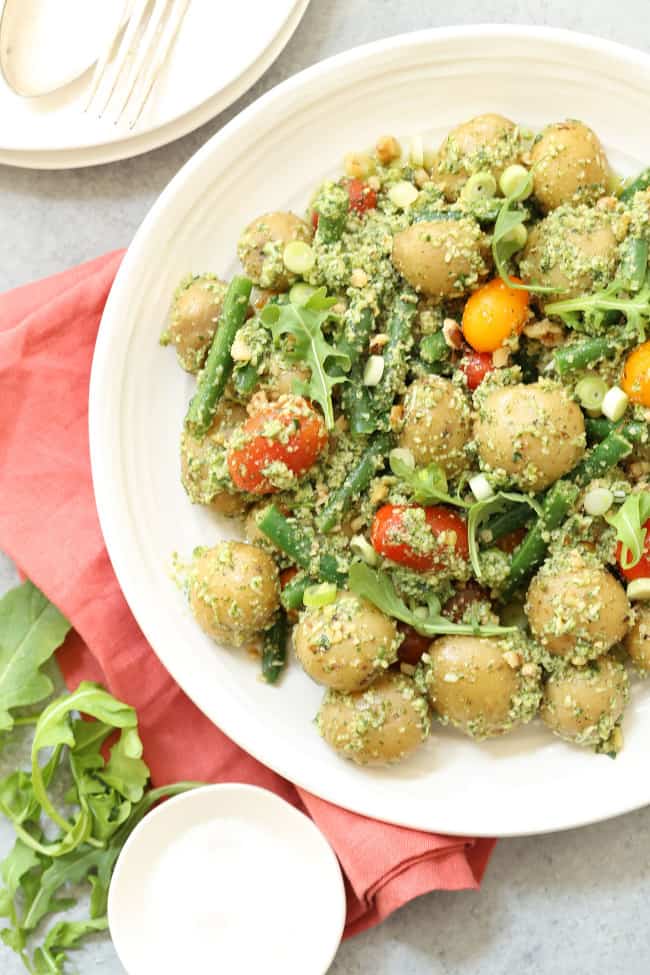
[90,26,650,836]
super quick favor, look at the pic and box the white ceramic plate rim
[0,0,309,170]
[91,24,650,837]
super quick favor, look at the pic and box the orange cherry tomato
[616,525,650,581]
[370,504,469,572]
[460,350,495,390]
[622,342,650,407]
[228,396,327,495]
[344,178,377,215]
[462,277,530,353]
[397,623,431,666]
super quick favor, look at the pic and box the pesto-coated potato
[540,656,628,751]
[398,376,471,478]
[189,541,280,647]
[531,120,611,212]
[473,382,585,491]
[237,211,312,291]
[165,273,227,373]
[293,591,399,692]
[392,217,490,301]
[625,604,650,672]
[519,205,618,300]
[180,400,248,513]
[421,634,541,739]
[526,551,630,661]
[317,672,430,765]
[433,113,522,201]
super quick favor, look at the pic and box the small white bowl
[108,783,346,975]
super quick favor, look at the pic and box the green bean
[233,362,258,397]
[584,417,647,444]
[314,183,349,243]
[501,480,580,599]
[185,275,252,435]
[553,329,632,376]
[412,209,463,223]
[340,304,376,433]
[619,167,650,202]
[483,504,534,543]
[618,238,649,292]
[281,571,313,611]
[370,290,418,421]
[420,331,449,365]
[571,431,634,485]
[317,433,392,533]
[258,505,345,585]
[261,612,288,684]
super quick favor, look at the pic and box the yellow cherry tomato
[622,341,650,406]
[461,277,530,353]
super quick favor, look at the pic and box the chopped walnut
[413,168,430,189]
[503,650,522,670]
[596,195,618,211]
[390,404,404,430]
[521,662,541,679]
[523,317,566,347]
[350,268,369,288]
[369,332,389,353]
[442,317,463,349]
[492,346,511,368]
[367,175,381,192]
[247,391,271,416]
[370,481,390,505]
[231,333,252,362]
[375,135,401,165]
[344,151,375,180]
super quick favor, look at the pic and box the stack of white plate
[0,0,309,169]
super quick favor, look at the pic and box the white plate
[90,26,650,837]
[0,0,309,169]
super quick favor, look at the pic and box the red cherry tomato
[344,178,377,215]
[616,523,650,580]
[370,504,469,572]
[443,581,489,622]
[496,527,527,555]
[460,350,494,390]
[311,210,319,230]
[397,623,431,666]
[228,396,327,495]
[280,567,299,588]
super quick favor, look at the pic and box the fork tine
[94,0,152,118]
[84,0,132,112]
[127,0,191,129]
[111,0,171,124]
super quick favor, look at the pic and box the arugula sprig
[389,452,471,508]
[348,563,515,637]
[606,490,650,570]
[492,168,560,295]
[261,287,350,430]
[0,582,203,974]
[467,492,542,581]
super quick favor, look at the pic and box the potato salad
[162,114,650,767]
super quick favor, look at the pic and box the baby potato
[180,400,248,513]
[293,591,399,692]
[531,120,610,212]
[398,375,471,478]
[237,211,312,291]
[392,217,490,301]
[624,604,650,672]
[421,634,541,739]
[473,382,585,491]
[541,656,628,751]
[433,113,521,201]
[165,273,227,373]
[189,541,280,647]
[526,550,630,661]
[518,205,618,300]
[317,672,430,765]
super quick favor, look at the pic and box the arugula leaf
[348,563,515,637]
[545,271,650,341]
[0,581,70,733]
[467,493,542,581]
[389,454,470,508]
[492,169,559,295]
[606,491,650,569]
[261,287,350,429]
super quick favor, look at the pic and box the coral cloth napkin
[0,252,495,937]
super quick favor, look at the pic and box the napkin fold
[0,252,495,937]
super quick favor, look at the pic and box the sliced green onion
[499,164,532,200]
[627,578,650,601]
[469,473,495,502]
[350,535,378,566]
[461,171,497,204]
[303,582,338,608]
[409,135,424,167]
[283,241,315,275]
[289,282,316,305]
[388,180,419,209]
[602,386,629,422]
[575,375,608,412]
[389,447,415,470]
[502,223,528,249]
[363,355,385,386]
[583,487,614,516]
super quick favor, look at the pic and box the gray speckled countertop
[3,2,650,973]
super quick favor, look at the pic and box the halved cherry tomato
[460,350,494,390]
[344,178,377,215]
[228,396,327,495]
[311,210,319,231]
[397,623,431,666]
[280,567,299,588]
[462,277,530,353]
[496,527,527,555]
[616,524,650,581]
[622,341,650,407]
[443,581,489,622]
[370,504,469,572]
